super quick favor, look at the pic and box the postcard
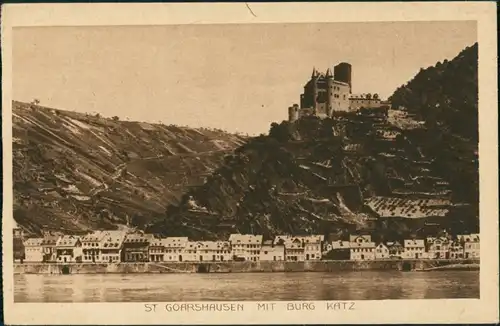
[2,2,498,325]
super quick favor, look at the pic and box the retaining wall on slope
[13,259,479,275]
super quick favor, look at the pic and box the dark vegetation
[389,43,478,205]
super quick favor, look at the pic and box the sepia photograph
[2,2,498,325]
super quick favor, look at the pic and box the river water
[14,271,479,302]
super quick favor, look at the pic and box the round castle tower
[288,104,300,122]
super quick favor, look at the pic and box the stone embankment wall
[14,259,479,275]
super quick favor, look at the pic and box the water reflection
[14,271,479,302]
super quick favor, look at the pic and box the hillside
[389,43,478,204]
[12,101,247,234]
[150,44,479,241]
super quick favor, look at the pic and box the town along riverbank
[14,259,479,275]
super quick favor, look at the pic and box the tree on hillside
[269,121,291,142]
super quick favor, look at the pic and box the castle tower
[333,62,352,93]
[288,104,299,122]
[325,68,333,117]
[311,67,318,113]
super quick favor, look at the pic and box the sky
[13,21,477,135]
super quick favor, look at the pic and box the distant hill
[150,43,479,241]
[12,101,246,234]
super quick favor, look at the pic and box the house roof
[229,234,263,244]
[163,237,189,247]
[41,233,60,245]
[350,241,376,248]
[450,241,464,248]
[427,236,450,245]
[331,240,350,249]
[387,241,403,248]
[349,235,372,243]
[81,231,107,243]
[457,234,480,242]
[100,230,127,248]
[56,235,80,247]
[404,239,425,247]
[274,235,323,245]
[186,241,231,250]
[24,237,44,247]
[124,233,152,243]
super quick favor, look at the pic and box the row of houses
[19,229,480,264]
[324,234,480,261]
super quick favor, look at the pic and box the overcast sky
[13,21,476,135]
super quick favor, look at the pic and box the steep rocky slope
[12,101,246,234]
[151,44,479,241]
[389,43,478,205]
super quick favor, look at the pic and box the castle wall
[349,98,382,111]
[288,105,299,122]
[329,82,350,113]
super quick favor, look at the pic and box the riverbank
[420,263,480,271]
[14,259,479,274]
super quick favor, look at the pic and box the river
[14,271,479,302]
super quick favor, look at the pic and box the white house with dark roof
[55,235,82,263]
[122,233,152,262]
[326,240,351,260]
[374,243,390,259]
[259,240,285,261]
[300,235,324,260]
[148,238,165,262]
[100,230,127,263]
[449,240,464,260]
[386,241,404,258]
[349,235,375,260]
[427,237,451,259]
[458,233,480,259]
[24,237,44,262]
[41,232,60,262]
[275,236,305,262]
[81,231,107,263]
[163,237,188,262]
[182,241,232,262]
[228,234,263,261]
[403,239,426,259]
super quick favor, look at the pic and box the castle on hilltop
[288,62,391,122]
